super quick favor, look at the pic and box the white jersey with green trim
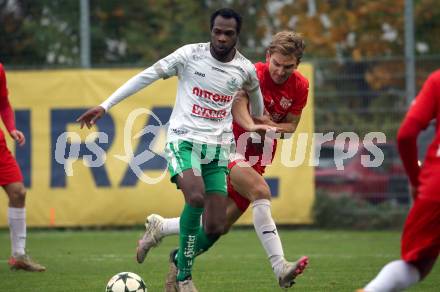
[100,42,263,145]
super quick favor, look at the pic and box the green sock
[194,226,220,256]
[177,203,203,281]
[173,226,221,266]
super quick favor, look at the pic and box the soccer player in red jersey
[359,71,440,291]
[0,63,45,272]
[136,31,309,289]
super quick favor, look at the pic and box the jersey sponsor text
[192,86,232,103]
[192,104,226,120]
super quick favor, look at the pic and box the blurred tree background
[2,1,439,66]
[1,0,439,137]
[0,0,265,66]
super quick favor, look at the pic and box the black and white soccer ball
[105,272,147,292]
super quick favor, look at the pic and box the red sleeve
[0,64,16,133]
[406,71,439,128]
[397,117,422,187]
[397,71,440,187]
[254,62,266,83]
[0,64,8,99]
[290,75,309,115]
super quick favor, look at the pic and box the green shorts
[165,140,230,195]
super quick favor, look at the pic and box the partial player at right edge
[358,70,440,292]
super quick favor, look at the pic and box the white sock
[364,260,420,292]
[251,199,285,277]
[161,216,206,236]
[161,217,180,236]
[8,207,27,257]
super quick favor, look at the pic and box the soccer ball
[105,272,147,292]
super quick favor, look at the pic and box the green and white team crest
[227,77,239,91]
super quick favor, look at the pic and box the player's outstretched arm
[274,112,301,138]
[75,66,162,129]
[76,46,189,130]
[252,112,301,139]
[232,90,276,132]
[76,106,105,129]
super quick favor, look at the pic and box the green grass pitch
[0,229,438,291]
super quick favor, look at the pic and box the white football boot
[136,214,165,263]
[278,256,309,288]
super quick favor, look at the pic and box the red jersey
[232,62,309,173]
[0,63,16,140]
[398,70,440,201]
[0,63,23,185]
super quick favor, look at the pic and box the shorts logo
[280,96,292,110]
[171,128,189,135]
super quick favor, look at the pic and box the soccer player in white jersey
[77,8,267,292]
[137,31,310,291]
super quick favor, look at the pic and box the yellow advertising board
[0,64,314,227]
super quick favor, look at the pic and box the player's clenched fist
[9,129,25,146]
[76,106,105,129]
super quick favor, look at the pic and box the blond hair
[268,31,305,64]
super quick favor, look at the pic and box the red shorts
[0,134,23,186]
[227,159,265,212]
[401,197,440,263]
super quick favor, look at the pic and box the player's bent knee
[17,188,27,202]
[249,183,271,201]
[14,185,26,198]
[9,185,27,206]
[186,192,205,208]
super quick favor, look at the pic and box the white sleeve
[247,87,264,117]
[243,65,264,117]
[100,46,189,111]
